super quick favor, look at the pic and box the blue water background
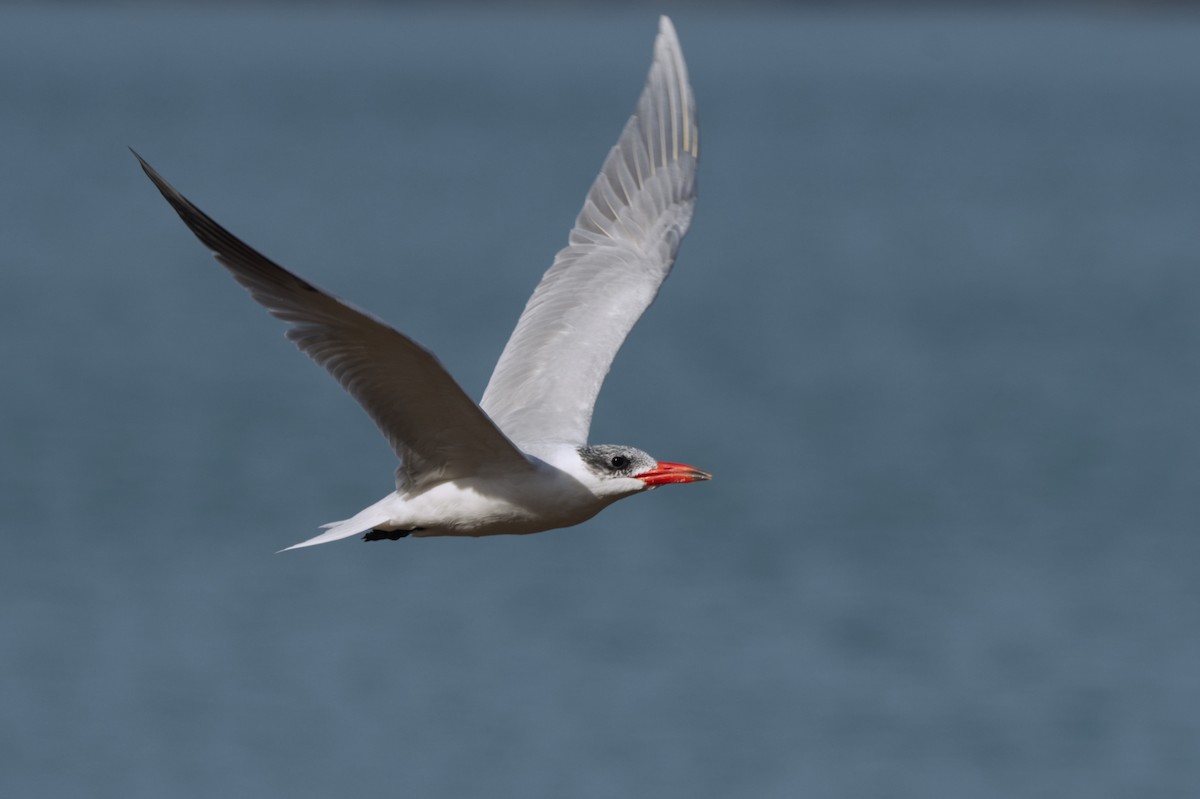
[2,6,1199,797]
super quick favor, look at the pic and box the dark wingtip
[129,148,179,204]
[129,147,155,179]
[130,151,330,301]
[132,150,249,265]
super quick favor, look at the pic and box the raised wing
[480,16,699,448]
[134,152,532,490]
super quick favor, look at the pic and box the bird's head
[577,444,711,499]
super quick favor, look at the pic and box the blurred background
[2,3,1199,798]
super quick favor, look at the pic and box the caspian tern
[135,16,709,551]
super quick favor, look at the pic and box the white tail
[277,501,394,552]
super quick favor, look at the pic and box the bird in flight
[135,16,709,551]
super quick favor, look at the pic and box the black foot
[363,527,422,542]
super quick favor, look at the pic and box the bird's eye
[610,455,630,470]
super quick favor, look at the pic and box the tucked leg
[363,527,423,542]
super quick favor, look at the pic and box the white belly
[382,470,609,537]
